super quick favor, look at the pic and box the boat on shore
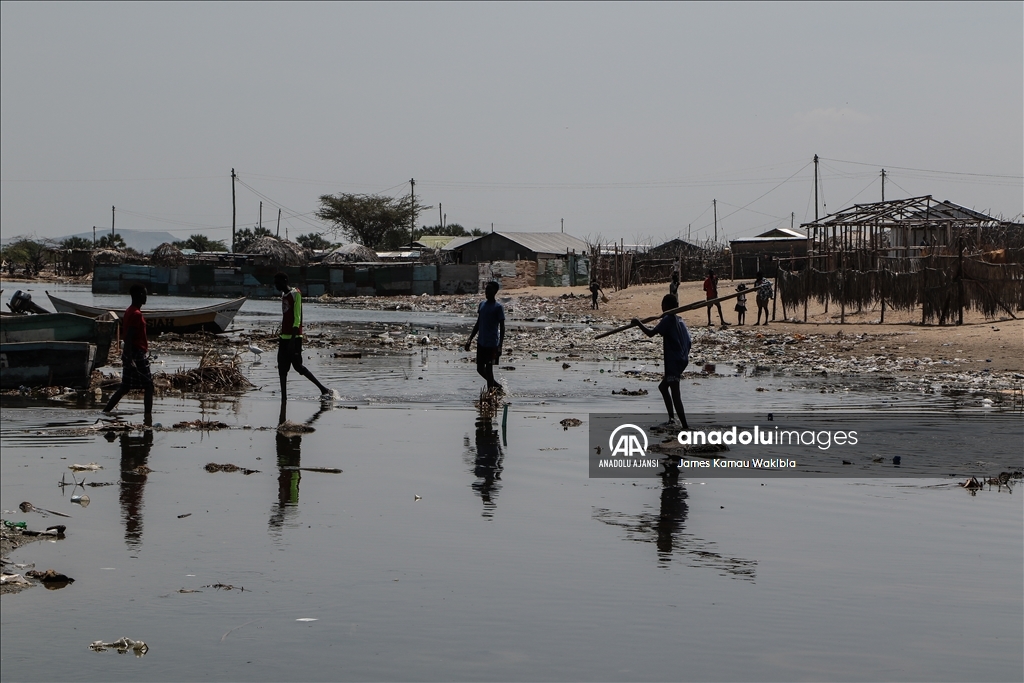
[0,341,96,390]
[0,311,118,371]
[47,293,246,335]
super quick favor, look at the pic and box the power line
[820,157,1022,180]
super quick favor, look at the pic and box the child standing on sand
[631,294,691,428]
[734,283,748,325]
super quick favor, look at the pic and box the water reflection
[463,416,504,518]
[117,430,153,550]
[268,402,330,535]
[593,461,757,580]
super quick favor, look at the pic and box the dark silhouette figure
[269,402,330,533]
[464,416,505,517]
[593,460,756,578]
[117,429,154,549]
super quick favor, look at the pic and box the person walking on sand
[103,284,154,424]
[669,271,680,299]
[465,280,505,393]
[631,293,692,429]
[703,269,728,327]
[589,279,604,310]
[275,272,332,401]
[734,283,748,326]
[754,271,773,326]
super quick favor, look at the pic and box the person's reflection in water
[594,459,756,579]
[269,402,330,535]
[117,429,154,550]
[464,416,504,517]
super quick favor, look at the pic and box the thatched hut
[93,249,125,265]
[322,243,380,264]
[151,242,186,266]
[242,236,308,267]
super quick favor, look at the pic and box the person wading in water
[275,272,332,402]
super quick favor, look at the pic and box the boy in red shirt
[103,284,154,422]
[275,273,331,401]
[702,269,728,327]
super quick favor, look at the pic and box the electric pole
[277,209,281,238]
[881,168,886,202]
[231,169,236,252]
[813,154,819,221]
[259,201,263,231]
[713,199,717,242]
[111,206,115,237]
[409,178,415,247]
[561,218,564,233]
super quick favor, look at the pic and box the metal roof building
[455,232,588,264]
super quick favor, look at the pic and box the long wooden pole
[595,285,755,339]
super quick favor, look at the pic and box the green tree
[96,233,127,250]
[173,234,228,252]
[315,192,427,251]
[296,232,335,251]
[60,236,94,250]
[1,238,50,274]
[233,226,275,252]
[414,223,484,240]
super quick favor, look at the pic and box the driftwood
[595,285,756,339]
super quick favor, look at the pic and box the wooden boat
[47,293,246,335]
[0,312,118,370]
[0,341,96,390]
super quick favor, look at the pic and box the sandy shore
[508,281,1024,375]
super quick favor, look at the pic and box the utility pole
[813,154,819,221]
[259,201,263,231]
[791,212,795,230]
[111,206,115,237]
[439,203,443,228]
[713,199,717,242]
[276,209,281,238]
[409,178,415,247]
[231,169,236,252]
[881,168,886,202]
[491,223,494,233]
[93,226,97,246]
[561,218,564,234]
[687,224,691,242]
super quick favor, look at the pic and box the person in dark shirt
[103,284,154,423]
[632,294,692,428]
[589,280,604,310]
[275,273,331,401]
[465,281,505,393]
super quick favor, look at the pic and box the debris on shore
[204,463,260,475]
[164,350,253,392]
[89,637,148,655]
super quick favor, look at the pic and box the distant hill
[58,229,185,253]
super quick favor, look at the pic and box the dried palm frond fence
[775,196,1024,325]
[587,238,728,291]
[777,257,1023,325]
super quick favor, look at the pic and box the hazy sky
[2,2,1021,246]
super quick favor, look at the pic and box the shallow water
[1,292,1021,682]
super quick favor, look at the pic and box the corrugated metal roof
[441,235,481,251]
[756,227,806,238]
[494,232,588,254]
